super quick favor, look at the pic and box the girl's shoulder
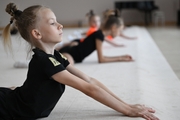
[86,27,97,35]
[32,48,68,64]
[31,49,69,77]
[94,30,104,40]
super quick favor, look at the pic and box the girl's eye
[51,23,55,25]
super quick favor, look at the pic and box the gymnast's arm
[95,39,131,63]
[52,69,131,115]
[119,33,137,40]
[105,38,125,47]
[66,64,129,106]
[52,66,159,120]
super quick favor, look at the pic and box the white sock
[14,61,29,68]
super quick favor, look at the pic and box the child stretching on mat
[1,3,159,120]
[84,10,124,47]
[103,9,137,41]
[58,10,101,48]
[57,9,132,65]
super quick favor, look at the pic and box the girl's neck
[36,42,56,55]
[101,29,110,37]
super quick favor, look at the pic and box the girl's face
[89,16,101,28]
[110,24,121,38]
[36,8,63,44]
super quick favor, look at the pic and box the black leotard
[59,30,104,63]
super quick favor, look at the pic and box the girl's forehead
[91,16,100,21]
[94,15,100,19]
[38,8,55,19]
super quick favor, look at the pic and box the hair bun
[114,9,120,17]
[6,3,18,16]
[104,9,120,18]
[86,9,94,17]
[103,9,114,18]
[89,10,94,16]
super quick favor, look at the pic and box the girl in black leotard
[57,10,133,65]
[1,3,158,120]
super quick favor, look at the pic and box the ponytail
[3,3,45,54]
[2,3,20,52]
[2,23,12,52]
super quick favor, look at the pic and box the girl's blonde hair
[101,9,122,30]
[2,3,46,53]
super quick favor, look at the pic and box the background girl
[103,9,138,41]
[57,9,133,65]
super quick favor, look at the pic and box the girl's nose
[58,23,63,29]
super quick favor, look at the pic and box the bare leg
[56,41,79,51]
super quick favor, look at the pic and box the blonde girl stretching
[0,3,159,120]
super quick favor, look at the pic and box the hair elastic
[14,10,22,16]
[10,20,13,24]
[90,10,94,16]
[114,10,118,17]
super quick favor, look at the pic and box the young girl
[1,3,159,120]
[57,10,101,48]
[84,10,125,47]
[81,10,101,40]
[57,9,132,65]
[103,9,137,41]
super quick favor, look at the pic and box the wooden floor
[147,26,180,80]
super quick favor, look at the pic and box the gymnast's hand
[119,55,134,62]
[128,104,159,120]
[115,44,125,47]
[128,36,138,40]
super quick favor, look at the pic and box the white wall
[0,0,179,27]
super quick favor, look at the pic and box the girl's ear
[31,29,42,40]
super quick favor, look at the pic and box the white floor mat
[0,26,180,120]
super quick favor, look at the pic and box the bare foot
[128,104,159,120]
[9,86,16,90]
